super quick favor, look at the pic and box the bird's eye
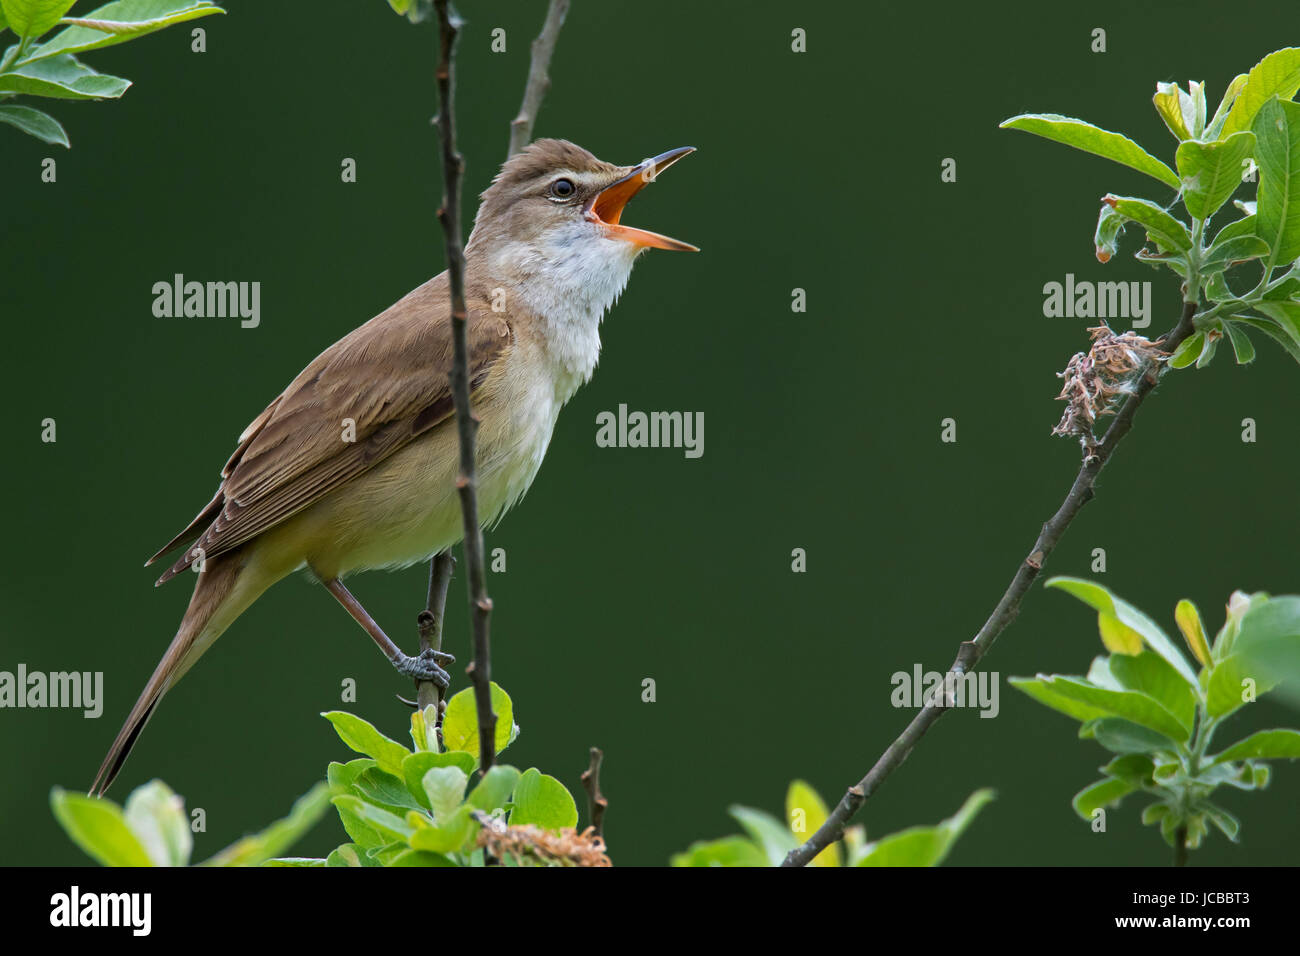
[549,178,576,200]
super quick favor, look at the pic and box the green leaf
[1211,214,1257,246]
[202,783,333,867]
[322,711,410,777]
[326,757,376,791]
[1200,802,1241,842]
[1223,321,1256,364]
[407,804,474,854]
[332,804,383,848]
[263,857,325,867]
[1011,674,1189,742]
[466,764,521,813]
[1232,314,1300,363]
[1206,653,1278,719]
[1098,612,1144,655]
[351,768,425,815]
[388,848,457,866]
[1045,577,1200,686]
[0,102,67,144]
[728,804,798,866]
[1169,331,1204,368]
[671,836,768,867]
[330,794,415,844]
[1102,195,1192,253]
[1142,802,1171,826]
[1094,202,1126,263]
[1175,599,1213,666]
[50,787,154,866]
[1092,718,1173,755]
[421,765,468,824]
[1195,329,1221,368]
[325,843,379,867]
[1211,729,1300,763]
[1202,235,1270,275]
[1235,595,1300,689]
[1254,300,1300,349]
[1263,274,1300,299]
[1205,271,1233,302]
[1072,777,1135,820]
[441,683,516,760]
[1207,73,1250,140]
[1153,81,1194,140]
[1000,113,1181,190]
[123,779,192,866]
[785,779,839,866]
[23,0,224,64]
[1104,646,1199,728]
[401,750,475,809]
[0,0,75,41]
[1253,97,1300,267]
[0,53,129,99]
[1102,753,1157,787]
[855,789,994,867]
[1176,131,1255,220]
[1223,48,1300,137]
[509,768,578,831]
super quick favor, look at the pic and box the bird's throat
[481,227,642,397]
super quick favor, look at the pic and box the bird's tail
[90,552,264,796]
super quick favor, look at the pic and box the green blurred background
[3,0,1298,866]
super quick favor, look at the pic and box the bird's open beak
[586,146,699,252]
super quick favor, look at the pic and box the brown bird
[91,139,697,795]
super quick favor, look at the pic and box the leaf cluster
[1003,48,1300,369]
[316,683,590,867]
[1011,577,1300,852]
[671,779,994,867]
[0,0,224,147]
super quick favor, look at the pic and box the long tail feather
[91,554,255,796]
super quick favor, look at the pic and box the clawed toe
[394,648,451,687]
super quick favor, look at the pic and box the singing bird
[91,139,697,795]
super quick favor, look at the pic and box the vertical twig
[416,551,455,742]
[580,747,607,838]
[433,0,497,776]
[507,0,570,158]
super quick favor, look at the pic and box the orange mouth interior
[585,150,698,252]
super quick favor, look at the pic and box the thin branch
[433,0,496,776]
[580,747,607,838]
[507,0,570,159]
[416,550,456,743]
[781,303,1198,867]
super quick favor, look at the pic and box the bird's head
[467,139,698,276]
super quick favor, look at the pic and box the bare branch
[780,303,1198,867]
[507,0,570,158]
[580,746,607,838]
[433,0,496,775]
[416,550,456,744]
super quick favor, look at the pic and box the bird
[90,139,697,796]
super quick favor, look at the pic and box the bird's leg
[323,578,454,686]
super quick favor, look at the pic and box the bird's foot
[394,647,455,687]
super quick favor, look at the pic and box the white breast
[489,223,642,399]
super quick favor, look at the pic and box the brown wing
[148,274,511,584]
